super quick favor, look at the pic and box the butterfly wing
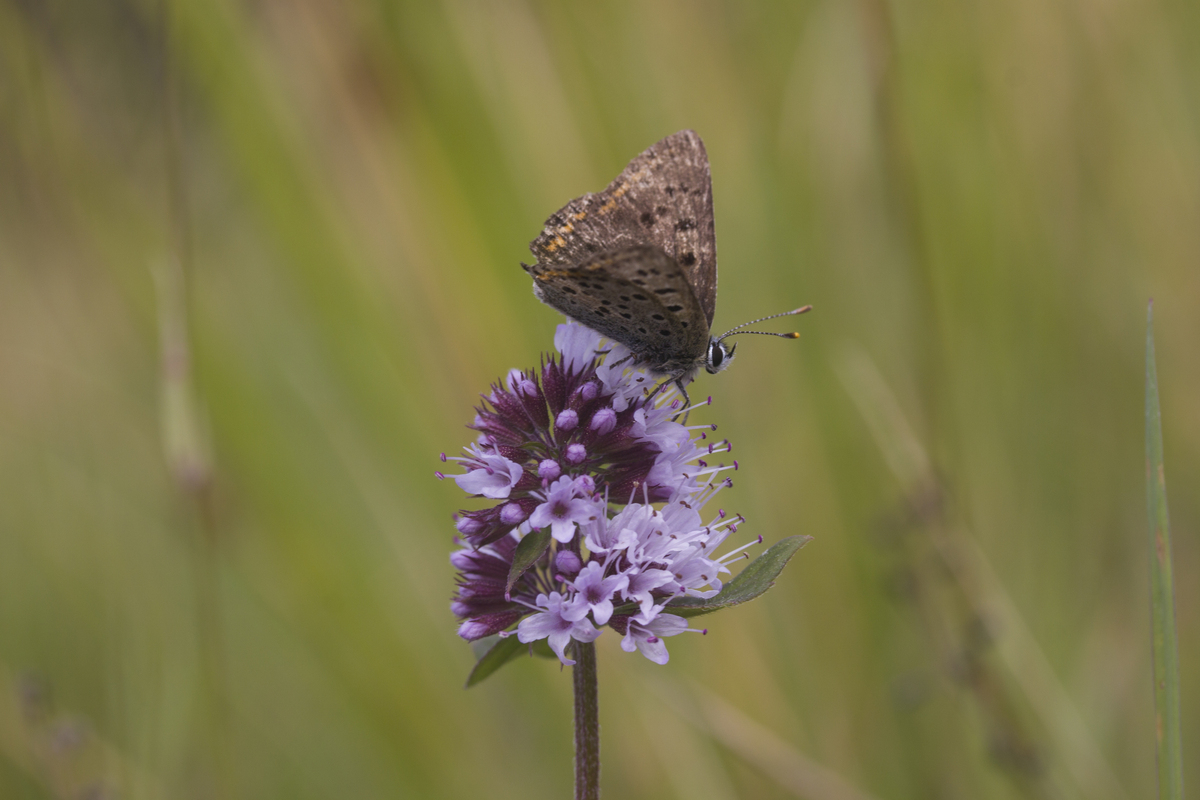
[526,130,718,328]
[529,245,711,373]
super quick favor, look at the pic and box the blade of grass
[1144,301,1184,800]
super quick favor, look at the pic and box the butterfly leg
[643,377,692,422]
[671,378,693,423]
[604,352,633,368]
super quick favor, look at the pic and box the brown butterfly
[522,130,808,401]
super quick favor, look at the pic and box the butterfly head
[705,338,736,374]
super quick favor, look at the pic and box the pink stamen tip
[701,629,709,635]
[671,399,681,409]
[706,396,712,405]
[718,509,726,518]
[729,524,738,533]
[757,535,764,544]
[484,467,495,475]
[435,472,445,480]
[710,424,718,431]
[440,453,447,462]
[648,636,660,644]
[707,444,714,454]
[733,460,739,470]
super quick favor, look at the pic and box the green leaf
[665,535,812,619]
[465,633,528,690]
[507,528,551,596]
[1145,301,1184,800]
[465,633,556,688]
[466,635,524,688]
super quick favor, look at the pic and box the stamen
[717,535,763,564]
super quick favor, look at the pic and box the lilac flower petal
[454,454,524,499]
[555,322,603,372]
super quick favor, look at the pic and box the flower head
[443,321,754,665]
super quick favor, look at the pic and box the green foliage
[1145,304,1185,800]
[508,528,553,596]
[0,1,1197,798]
[467,635,556,689]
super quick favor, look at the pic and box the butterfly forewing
[530,245,710,372]
[528,130,717,327]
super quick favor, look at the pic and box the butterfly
[522,130,808,403]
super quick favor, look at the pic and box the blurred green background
[1,0,1196,798]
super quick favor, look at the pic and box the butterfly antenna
[716,305,812,342]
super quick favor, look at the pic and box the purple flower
[569,562,628,626]
[444,321,760,666]
[622,566,675,617]
[452,450,524,499]
[619,614,691,665]
[517,592,601,665]
[530,476,601,543]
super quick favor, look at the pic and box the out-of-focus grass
[0,1,1196,798]
[1145,303,1184,800]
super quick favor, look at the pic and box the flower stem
[573,642,600,800]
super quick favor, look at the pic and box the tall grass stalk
[1144,301,1184,800]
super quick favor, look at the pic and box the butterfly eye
[706,340,726,373]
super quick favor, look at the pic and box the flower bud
[554,550,583,576]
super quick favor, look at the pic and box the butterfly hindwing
[527,130,717,328]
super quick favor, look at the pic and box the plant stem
[1145,301,1184,800]
[573,642,600,800]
